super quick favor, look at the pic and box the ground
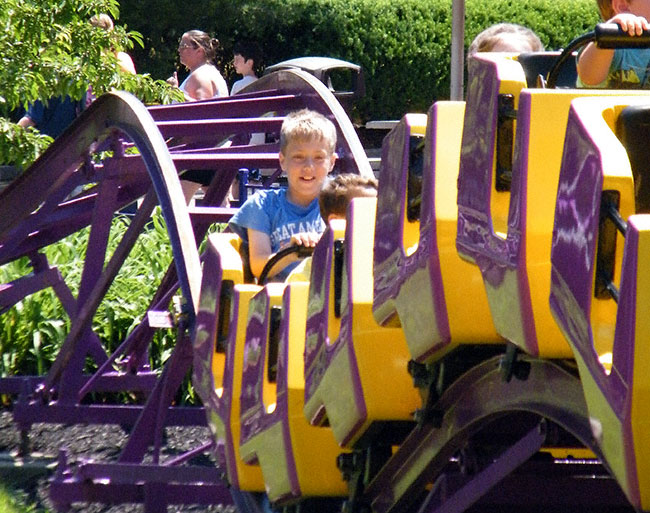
[0,410,237,513]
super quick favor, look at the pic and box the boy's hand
[610,13,650,36]
[286,232,321,248]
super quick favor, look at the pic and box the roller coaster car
[303,197,420,449]
[238,279,347,504]
[550,95,650,511]
[372,104,504,371]
[455,50,650,359]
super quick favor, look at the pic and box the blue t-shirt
[228,188,325,279]
[26,96,81,138]
[578,48,650,89]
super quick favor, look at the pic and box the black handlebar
[257,244,315,285]
[546,23,650,88]
[595,23,650,48]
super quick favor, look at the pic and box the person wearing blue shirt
[17,96,81,139]
[228,109,337,281]
[577,0,650,88]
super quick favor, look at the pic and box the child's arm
[578,14,650,86]
[248,229,320,280]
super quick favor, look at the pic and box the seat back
[191,232,264,491]
[305,197,419,447]
[373,105,502,364]
[517,51,578,88]
[238,282,347,502]
[550,95,650,510]
[303,220,347,426]
[616,104,650,213]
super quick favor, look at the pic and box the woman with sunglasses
[167,30,229,100]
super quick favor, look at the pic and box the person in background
[577,0,650,88]
[90,13,137,74]
[467,23,544,57]
[230,40,262,95]
[167,30,228,100]
[228,109,337,281]
[17,96,82,139]
[318,173,378,223]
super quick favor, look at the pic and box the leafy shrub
[0,210,174,379]
[122,0,601,120]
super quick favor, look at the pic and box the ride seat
[238,281,347,503]
[303,197,420,448]
[191,232,265,491]
[517,51,578,88]
[550,95,650,511]
[616,104,650,213]
[373,106,503,365]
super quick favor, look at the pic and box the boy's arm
[248,229,320,280]
[577,43,615,85]
[248,228,274,279]
[579,14,650,86]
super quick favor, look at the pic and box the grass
[0,485,45,513]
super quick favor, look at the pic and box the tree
[0,0,182,168]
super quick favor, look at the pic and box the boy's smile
[280,137,337,207]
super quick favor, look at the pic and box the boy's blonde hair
[280,109,337,154]
[597,0,615,20]
[319,173,378,220]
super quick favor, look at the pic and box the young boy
[577,0,650,87]
[230,41,262,95]
[228,109,337,280]
[318,173,378,223]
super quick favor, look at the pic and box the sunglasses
[178,42,198,50]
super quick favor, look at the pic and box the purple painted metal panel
[239,284,302,501]
[275,285,301,498]
[373,108,450,362]
[337,201,368,446]
[549,106,627,409]
[303,226,335,420]
[456,57,537,354]
[240,288,274,440]
[304,203,367,444]
[549,103,647,506]
[418,426,544,513]
[363,357,595,513]
[615,220,641,508]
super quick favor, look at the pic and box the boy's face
[280,137,336,207]
[233,54,254,75]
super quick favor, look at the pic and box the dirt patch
[0,410,237,512]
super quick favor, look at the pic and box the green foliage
[0,0,182,168]
[0,118,52,169]
[0,485,43,513]
[122,0,601,121]
[0,210,174,379]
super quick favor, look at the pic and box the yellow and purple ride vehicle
[3,25,650,513]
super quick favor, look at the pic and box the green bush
[121,0,601,121]
[0,211,174,380]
